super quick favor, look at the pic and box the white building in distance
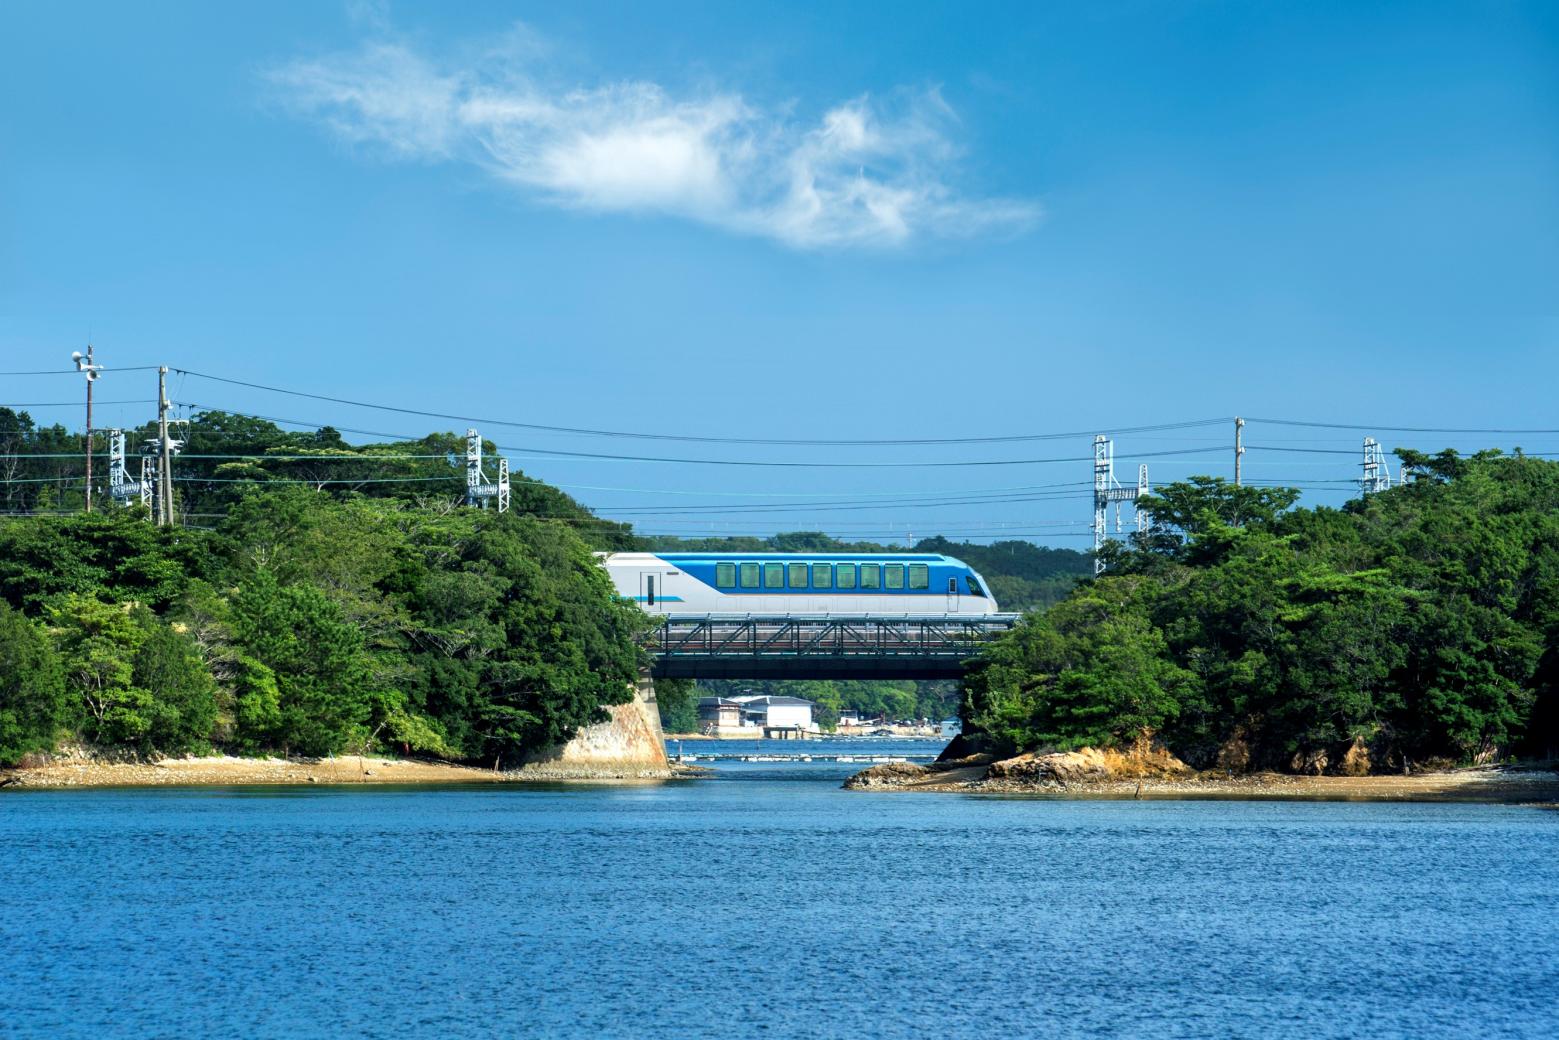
[697,695,816,736]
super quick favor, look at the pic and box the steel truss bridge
[648,613,1021,680]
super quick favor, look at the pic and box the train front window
[740,563,760,589]
[860,563,881,589]
[966,576,986,597]
[885,564,905,590]
[788,563,808,588]
[909,564,929,590]
[764,563,784,588]
[716,563,736,588]
[812,564,833,589]
[836,564,856,589]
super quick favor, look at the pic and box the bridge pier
[510,675,671,779]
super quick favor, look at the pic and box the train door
[640,571,659,611]
[945,575,960,613]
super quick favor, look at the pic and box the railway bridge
[646,613,1021,680]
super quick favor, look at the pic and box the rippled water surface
[3,750,1557,1040]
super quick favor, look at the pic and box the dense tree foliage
[0,602,72,765]
[0,483,649,764]
[966,454,1559,771]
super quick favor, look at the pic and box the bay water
[3,739,1556,1039]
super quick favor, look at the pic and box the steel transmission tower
[106,430,154,513]
[1092,435,1151,574]
[464,429,511,512]
[1360,437,1393,495]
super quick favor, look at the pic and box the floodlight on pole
[73,346,104,512]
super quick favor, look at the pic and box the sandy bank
[845,750,1559,804]
[0,754,685,789]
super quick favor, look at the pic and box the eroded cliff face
[512,678,672,780]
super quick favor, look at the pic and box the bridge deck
[648,613,1020,680]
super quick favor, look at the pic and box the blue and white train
[601,552,1001,616]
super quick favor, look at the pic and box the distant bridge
[647,613,1021,680]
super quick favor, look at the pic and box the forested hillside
[965,452,1559,771]
[9,407,1555,773]
[0,488,648,766]
[1,407,669,766]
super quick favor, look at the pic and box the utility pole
[1234,416,1245,486]
[72,346,102,511]
[157,366,173,526]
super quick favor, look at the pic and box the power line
[180,402,1232,468]
[0,400,157,407]
[1248,417,1559,435]
[172,475,462,485]
[176,368,1229,446]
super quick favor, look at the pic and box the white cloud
[266,30,1039,250]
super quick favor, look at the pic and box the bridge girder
[647,614,1018,682]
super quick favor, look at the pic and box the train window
[716,563,736,588]
[860,563,881,589]
[909,564,929,589]
[764,563,784,588]
[948,577,958,594]
[836,564,856,589]
[788,562,808,587]
[967,576,986,597]
[646,576,656,606]
[812,563,833,588]
[740,563,760,588]
[885,564,905,589]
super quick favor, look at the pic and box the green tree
[655,678,700,734]
[130,619,219,755]
[48,595,154,750]
[46,596,219,755]
[0,603,72,764]
[230,570,384,756]
[966,577,1196,753]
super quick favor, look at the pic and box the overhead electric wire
[1248,417,1559,435]
[175,368,1228,446]
[0,400,158,407]
[172,476,462,485]
[593,491,1095,516]
[181,402,1235,469]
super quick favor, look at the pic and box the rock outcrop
[844,743,1192,792]
[843,762,932,789]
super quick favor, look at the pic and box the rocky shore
[844,746,1559,803]
[0,754,511,788]
[1,752,694,789]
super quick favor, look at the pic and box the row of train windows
[714,561,931,591]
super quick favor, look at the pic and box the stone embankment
[844,745,1559,802]
[509,678,672,781]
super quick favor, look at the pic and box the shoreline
[843,760,1559,804]
[0,754,701,789]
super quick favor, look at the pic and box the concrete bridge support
[511,676,671,780]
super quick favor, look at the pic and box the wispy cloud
[266,26,1039,250]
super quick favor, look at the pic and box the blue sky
[3,1,1557,545]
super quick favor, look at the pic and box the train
[600,552,1001,615]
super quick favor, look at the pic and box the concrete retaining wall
[511,677,672,780]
